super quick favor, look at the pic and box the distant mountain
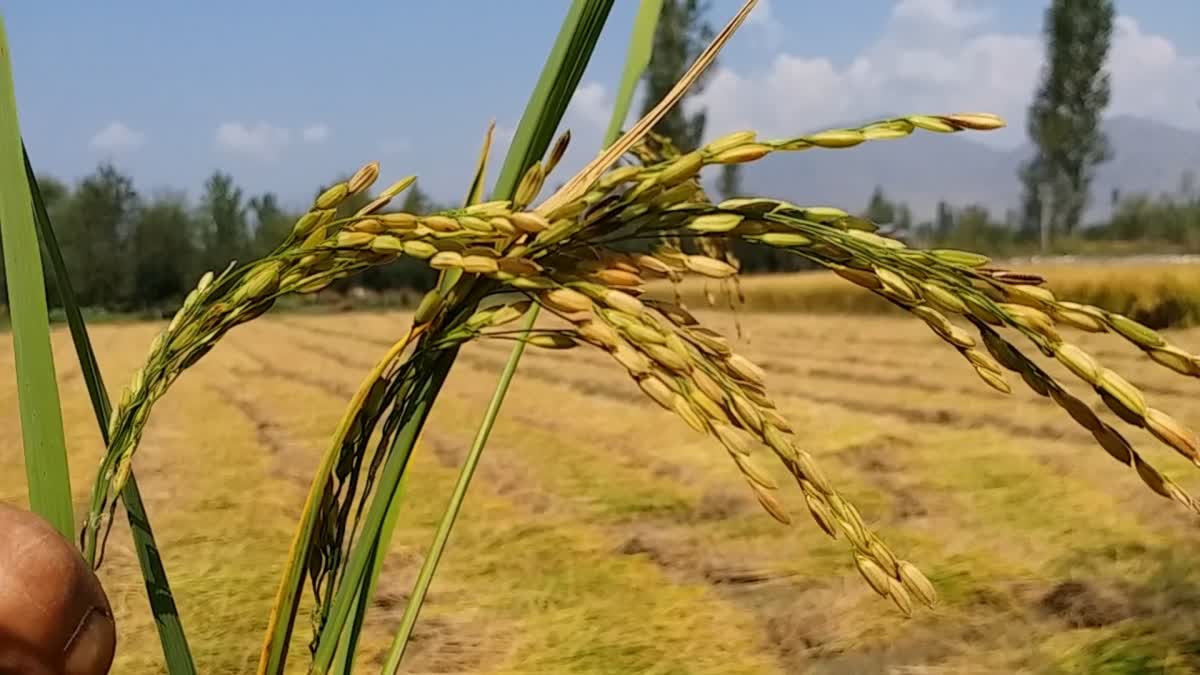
[733,115,1200,225]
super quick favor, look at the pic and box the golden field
[3,305,1200,674]
[668,260,1200,328]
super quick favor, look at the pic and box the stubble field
[3,304,1200,674]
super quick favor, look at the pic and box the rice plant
[3,1,1199,673]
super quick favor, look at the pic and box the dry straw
[80,110,1200,621]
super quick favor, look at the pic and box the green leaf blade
[491,0,616,200]
[605,0,664,146]
[0,14,73,538]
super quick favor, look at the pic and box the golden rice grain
[713,423,752,457]
[683,255,738,279]
[1054,343,1101,384]
[577,321,621,350]
[702,130,757,155]
[528,334,578,350]
[725,353,766,386]
[711,143,772,164]
[732,453,777,490]
[315,183,349,209]
[886,577,914,617]
[1145,408,1200,464]
[657,151,704,186]
[402,240,438,259]
[638,374,676,410]
[751,484,792,524]
[542,288,593,314]
[671,395,709,433]
[429,251,464,270]
[897,561,937,608]
[1096,368,1147,419]
[854,555,892,597]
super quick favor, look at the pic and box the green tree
[200,171,248,270]
[399,183,432,215]
[1104,191,1200,248]
[248,192,293,256]
[892,203,913,241]
[951,205,993,246]
[716,164,741,200]
[1179,169,1197,201]
[1020,0,1115,246]
[36,175,70,215]
[640,0,715,152]
[863,185,895,225]
[935,200,955,239]
[1017,158,1044,241]
[130,191,200,309]
[60,163,139,307]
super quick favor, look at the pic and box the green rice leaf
[605,0,664,146]
[490,0,616,200]
[0,13,73,538]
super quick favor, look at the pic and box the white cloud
[215,121,291,161]
[890,0,988,32]
[687,2,1200,149]
[745,0,783,49]
[565,81,614,131]
[89,121,145,152]
[1106,16,1200,122]
[554,82,630,178]
[301,123,330,143]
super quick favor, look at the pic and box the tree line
[17,148,1193,314]
[0,165,444,313]
[854,179,1200,257]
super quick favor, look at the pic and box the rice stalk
[24,146,196,673]
[257,325,424,674]
[322,120,508,674]
[305,348,458,675]
[285,4,622,672]
[378,4,669,671]
[373,114,531,672]
[380,305,539,673]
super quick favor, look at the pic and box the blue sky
[5,1,1199,209]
